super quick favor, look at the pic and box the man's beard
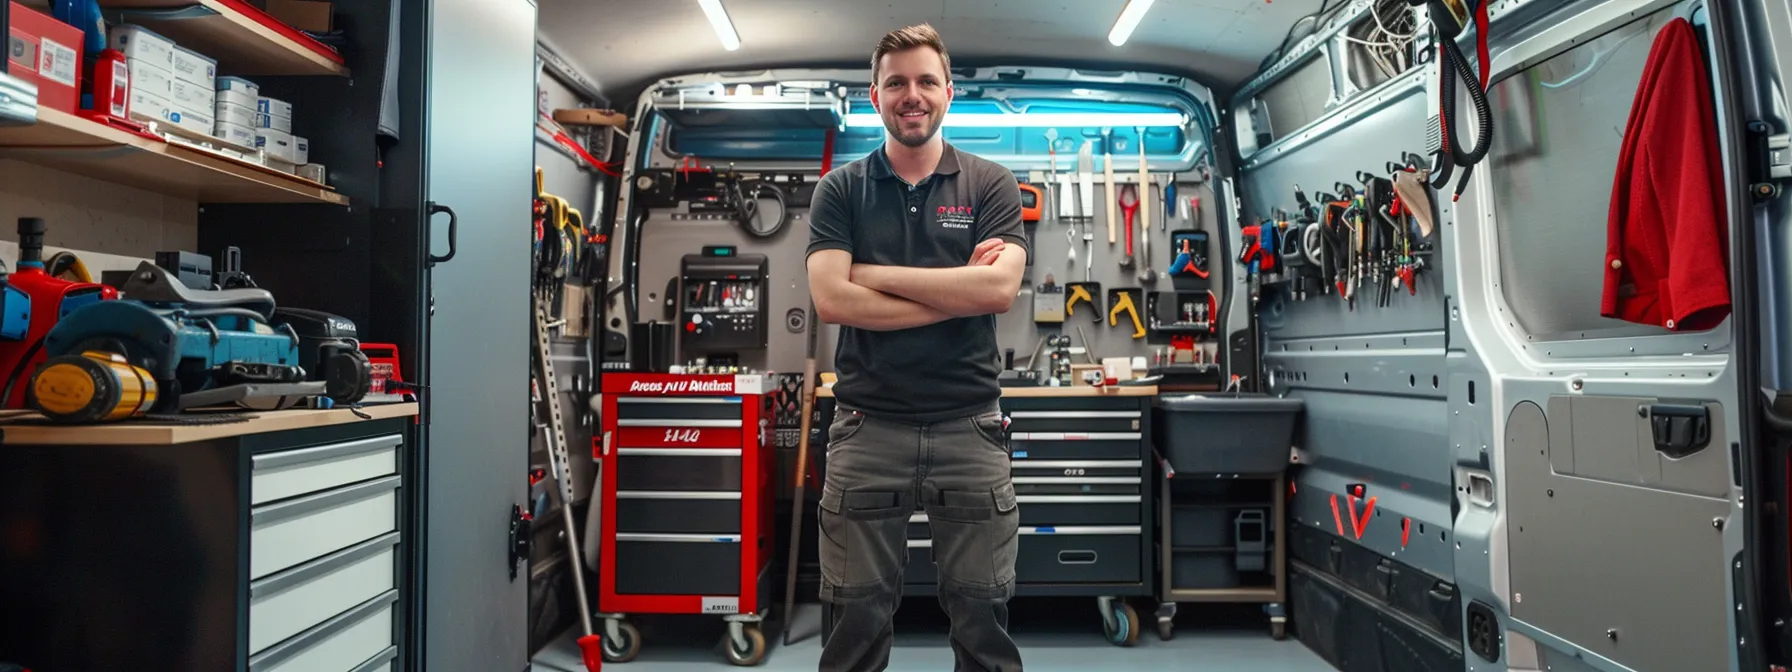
[882,107,943,148]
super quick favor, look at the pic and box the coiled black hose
[1430,0,1493,200]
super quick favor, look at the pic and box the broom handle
[781,304,820,645]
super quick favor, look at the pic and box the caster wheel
[724,625,768,666]
[1157,619,1175,641]
[603,621,642,663]
[1270,621,1288,641]
[1103,602,1140,647]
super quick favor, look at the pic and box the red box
[6,2,82,114]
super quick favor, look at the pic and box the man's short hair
[871,23,951,84]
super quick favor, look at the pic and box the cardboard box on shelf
[165,104,213,137]
[128,58,173,98]
[8,2,82,113]
[107,24,175,72]
[265,0,332,33]
[255,127,297,163]
[170,78,215,111]
[215,100,262,128]
[214,121,256,148]
[171,46,216,89]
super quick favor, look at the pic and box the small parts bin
[1157,394,1304,475]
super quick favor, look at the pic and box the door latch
[1646,403,1711,459]
[509,503,533,580]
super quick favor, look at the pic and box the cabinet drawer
[249,590,397,672]
[614,534,741,595]
[1016,527,1142,584]
[1011,459,1142,479]
[249,532,399,654]
[1012,474,1142,497]
[251,434,401,505]
[615,425,744,449]
[615,449,742,491]
[615,493,741,534]
[350,647,398,672]
[1016,495,1142,526]
[251,476,399,580]
[1005,410,1142,434]
[1009,433,1142,461]
[616,396,743,421]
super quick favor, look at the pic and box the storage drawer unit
[0,406,417,672]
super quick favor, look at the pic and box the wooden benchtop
[0,402,419,446]
[815,384,1156,399]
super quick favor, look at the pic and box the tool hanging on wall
[1044,128,1060,222]
[1077,140,1096,280]
[1414,0,1493,201]
[1107,288,1145,339]
[1162,176,1176,231]
[1137,129,1155,286]
[1102,128,1117,244]
[1118,183,1138,270]
[1067,281,1101,322]
[1033,275,1066,324]
[1168,231,1211,281]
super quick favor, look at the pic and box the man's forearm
[816,280,954,331]
[852,264,1014,317]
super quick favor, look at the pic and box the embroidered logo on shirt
[936,205,974,230]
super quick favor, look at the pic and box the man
[804,23,1029,672]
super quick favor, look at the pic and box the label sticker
[39,38,77,87]
[701,597,739,615]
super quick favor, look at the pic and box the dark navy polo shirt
[806,142,1029,423]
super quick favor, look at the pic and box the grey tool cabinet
[816,386,1159,647]
[0,405,418,672]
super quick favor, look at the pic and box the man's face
[871,47,952,148]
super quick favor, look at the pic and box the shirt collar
[868,141,962,181]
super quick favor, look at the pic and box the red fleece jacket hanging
[1601,17,1731,331]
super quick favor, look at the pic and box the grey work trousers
[817,405,1023,672]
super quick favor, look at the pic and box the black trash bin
[1157,394,1304,475]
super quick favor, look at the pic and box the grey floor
[533,597,1336,671]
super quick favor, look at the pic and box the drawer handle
[251,531,399,598]
[616,533,741,543]
[248,589,398,672]
[1009,432,1142,441]
[1011,476,1141,485]
[349,646,399,672]
[1008,411,1141,419]
[252,434,402,470]
[252,475,400,526]
[1058,550,1099,565]
[1012,460,1143,468]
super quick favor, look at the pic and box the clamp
[1107,290,1145,339]
[1066,282,1101,321]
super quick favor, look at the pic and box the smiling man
[804,22,1029,672]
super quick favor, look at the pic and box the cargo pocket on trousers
[991,482,1019,587]
[930,483,1020,596]
[819,485,907,598]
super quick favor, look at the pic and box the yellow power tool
[30,351,158,424]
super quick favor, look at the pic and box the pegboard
[632,168,1224,376]
[0,160,198,262]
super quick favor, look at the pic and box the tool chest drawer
[1017,495,1142,526]
[1011,474,1143,497]
[1004,410,1144,434]
[1008,433,1145,461]
[251,434,402,506]
[614,448,742,491]
[615,396,745,421]
[248,589,397,672]
[249,532,399,655]
[614,535,742,595]
[1011,459,1143,480]
[251,475,399,580]
[1016,527,1143,584]
[615,493,741,534]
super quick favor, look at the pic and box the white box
[293,136,308,164]
[297,163,326,183]
[258,112,293,134]
[256,96,293,122]
[214,100,263,128]
[170,79,216,111]
[128,59,174,99]
[171,47,217,89]
[256,128,298,163]
[216,86,258,109]
[166,105,214,137]
[108,25,175,72]
[218,76,259,97]
[129,88,172,125]
[215,122,257,148]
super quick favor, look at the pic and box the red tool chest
[595,372,776,665]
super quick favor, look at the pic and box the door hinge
[1747,121,1789,201]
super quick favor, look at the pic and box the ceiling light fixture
[843,112,1185,129]
[1107,0,1157,47]
[697,0,741,51]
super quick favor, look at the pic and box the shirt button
[1610,259,1622,270]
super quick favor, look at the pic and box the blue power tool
[42,262,304,413]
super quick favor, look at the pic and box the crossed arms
[808,239,1026,331]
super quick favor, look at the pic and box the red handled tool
[1117,183,1138,269]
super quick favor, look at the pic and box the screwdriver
[1163,177,1176,230]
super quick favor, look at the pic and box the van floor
[532,597,1334,671]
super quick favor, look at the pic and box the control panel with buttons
[679,249,769,351]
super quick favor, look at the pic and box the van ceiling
[537,0,1327,100]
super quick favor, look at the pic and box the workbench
[815,384,1159,646]
[0,403,419,672]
